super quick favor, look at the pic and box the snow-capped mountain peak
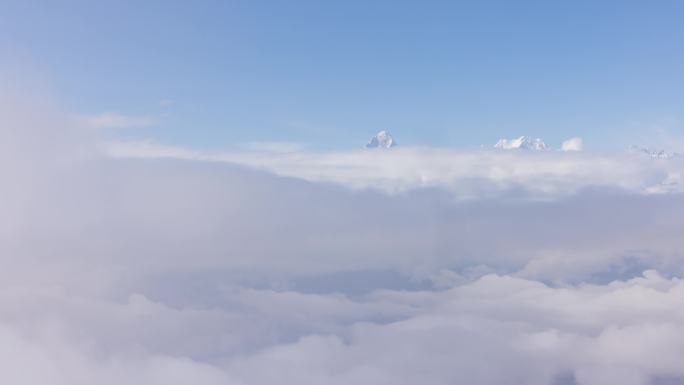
[494,136,547,150]
[366,130,396,149]
[628,145,680,160]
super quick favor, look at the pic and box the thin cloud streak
[77,112,158,129]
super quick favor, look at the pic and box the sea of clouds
[4,87,684,385]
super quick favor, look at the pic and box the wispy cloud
[77,112,158,129]
[239,141,307,153]
[158,99,174,107]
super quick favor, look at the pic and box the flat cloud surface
[4,92,684,384]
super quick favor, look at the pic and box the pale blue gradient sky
[2,0,684,150]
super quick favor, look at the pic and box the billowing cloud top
[4,93,684,385]
[562,137,584,152]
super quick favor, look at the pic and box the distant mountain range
[365,132,681,160]
[494,136,547,150]
[628,145,680,160]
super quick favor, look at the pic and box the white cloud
[78,112,157,129]
[239,141,307,153]
[226,271,684,385]
[2,269,681,385]
[106,140,684,198]
[6,88,684,384]
[562,137,584,152]
[105,139,196,159]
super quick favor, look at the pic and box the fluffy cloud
[2,271,684,385]
[562,137,584,152]
[227,271,684,385]
[4,90,684,384]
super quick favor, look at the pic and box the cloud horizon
[3,90,684,385]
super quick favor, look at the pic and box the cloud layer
[108,139,683,198]
[4,91,684,384]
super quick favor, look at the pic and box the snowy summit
[628,146,680,160]
[494,136,547,150]
[366,130,396,149]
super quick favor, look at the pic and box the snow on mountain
[366,130,396,149]
[494,136,547,150]
[628,146,680,160]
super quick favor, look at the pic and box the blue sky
[2,0,684,150]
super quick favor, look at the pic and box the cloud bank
[107,139,683,198]
[4,91,684,384]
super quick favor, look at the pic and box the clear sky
[2,0,684,150]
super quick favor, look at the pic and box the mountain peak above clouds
[366,130,396,149]
[494,136,547,150]
[628,145,680,160]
